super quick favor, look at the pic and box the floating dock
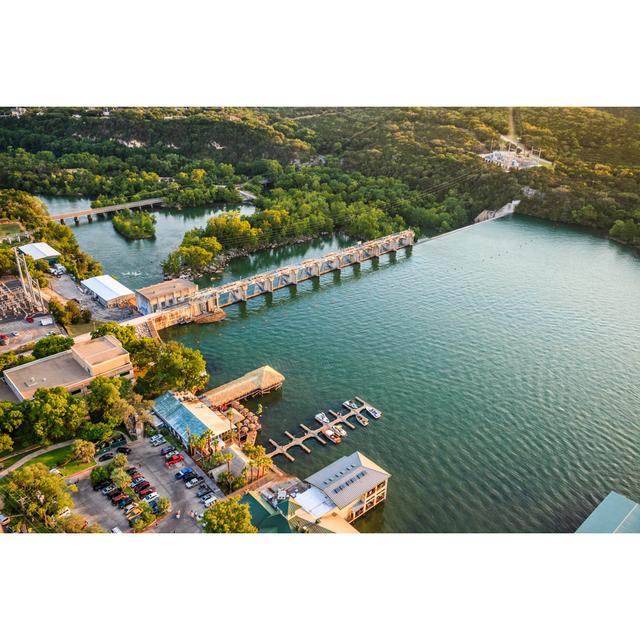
[267,397,381,462]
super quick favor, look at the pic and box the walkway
[0,439,75,477]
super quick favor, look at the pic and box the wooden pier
[267,398,381,461]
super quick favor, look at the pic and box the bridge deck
[51,198,164,221]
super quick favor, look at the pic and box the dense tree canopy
[202,497,257,533]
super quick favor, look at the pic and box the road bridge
[51,198,164,223]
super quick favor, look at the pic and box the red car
[130,473,143,481]
[134,481,150,493]
[139,487,156,497]
[165,456,183,467]
[110,492,127,504]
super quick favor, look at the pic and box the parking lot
[72,437,224,533]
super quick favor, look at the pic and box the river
[41,196,640,532]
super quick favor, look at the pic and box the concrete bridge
[193,229,415,309]
[51,198,164,223]
[121,229,415,334]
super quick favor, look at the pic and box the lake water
[43,195,640,532]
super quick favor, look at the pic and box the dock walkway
[267,397,379,462]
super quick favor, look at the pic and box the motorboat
[315,412,331,425]
[333,424,348,437]
[343,399,359,410]
[323,428,341,444]
[355,413,369,427]
[367,406,382,419]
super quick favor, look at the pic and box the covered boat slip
[202,365,285,408]
[576,491,640,533]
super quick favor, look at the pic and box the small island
[112,208,156,239]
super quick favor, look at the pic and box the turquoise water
[46,192,640,532]
[39,195,257,290]
[162,216,640,533]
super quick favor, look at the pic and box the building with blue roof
[153,391,230,447]
[576,491,640,533]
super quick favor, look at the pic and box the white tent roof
[81,274,134,301]
[18,242,61,260]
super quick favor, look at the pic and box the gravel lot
[72,438,223,533]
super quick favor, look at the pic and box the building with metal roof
[576,491,640,533]
[18,242,61,263]
[81,274,135,308]
[305,451,390,522]
[135,278,197,315]
[153,391,230,446]
[201,365,285,408]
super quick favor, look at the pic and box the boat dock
[267,397,380,462]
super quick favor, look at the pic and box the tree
[112,452,128,468]
[32,335,74,359]
[55,513,103,533]
[90,465,110,487]
[0,400,25,453]
[135,341,208,398]
[86,376,134,429]
[110,466,130,490]
[202,497,257,533]
[90,322,137,350]
[72,439,96,463]
[25,387,87,445]
[1,462,74,530]
[156,496,171,515]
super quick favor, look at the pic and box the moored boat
[334,424,347,437]
[343,399,358,410]
[315,412,331,424]
[323,428,341,444]
[355,413,369,426]
[367,406,382,419]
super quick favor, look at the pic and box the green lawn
[0,222,23,239]
[0,448,38,470]
[65,321,105,337]
[21,445,95,477]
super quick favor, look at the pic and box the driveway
[71,438,221,533]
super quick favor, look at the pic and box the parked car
[128,516,141,528]
[99,453,114,462]
[160,446,174,456]
[165,457,182,467]
[117,446,132,454]
[130,473,144,481]
[111,493,128,504]
[175,467,193,479]
[125,467,138,475]
[111,527,123,534]
[163,450,179,459]
[151,437,166,447]
[196,485,212,498]
[106,488,122,498]
[131,477,146,486]
[142,492,158,503]
[134,481,150,492]
[202,495,217,507]
[124,503,140,516]
[111,436,126,446]
[101,484,116,495]
[150,434,163,442]
[126,509,142,521]
[166,454,183,463]
[94,480,111,491]
[181,472,197,483]
[139,487,156,497]
[185,477,202,489]
[118,497,133,508]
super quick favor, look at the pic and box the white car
[151,438,166,447]
[143,492,159,503]
[202,494,217,507]
[111,526,123,533]
[185,477,202,489]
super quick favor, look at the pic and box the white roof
[19,242,61,260]
[295,486,336,518]
[81,274,134,301]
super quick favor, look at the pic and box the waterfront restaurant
[302,451,391,524]
[134,278,197,315]
[3,335,133,401]
[153,391,231,448]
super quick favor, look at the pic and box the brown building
[135,278,197,315]
[3,335,133,401]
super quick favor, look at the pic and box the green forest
[0,106,639,273]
